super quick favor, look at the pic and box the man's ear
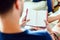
[15,0,19,9]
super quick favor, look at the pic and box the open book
[26,9,47,27]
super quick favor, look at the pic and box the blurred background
[19,0,59,30]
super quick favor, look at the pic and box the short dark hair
[0,0,16,14]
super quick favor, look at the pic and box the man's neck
[1,13,23,34]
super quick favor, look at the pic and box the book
[26,9,47,27]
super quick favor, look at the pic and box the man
[0,0,52,40]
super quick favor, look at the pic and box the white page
[36,10,47,27]
[26,10,47,27]
[26,10,36,26]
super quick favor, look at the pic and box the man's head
[0,0,24,17]
[0,0,24,33]
[0,0,24,29]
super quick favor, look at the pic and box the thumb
[44,20,53,33]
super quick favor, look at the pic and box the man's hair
[0,0,16,14]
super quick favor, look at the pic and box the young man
[0,0,52,40]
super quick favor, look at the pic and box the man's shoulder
[0,30,52,40]
[0,30,51,36]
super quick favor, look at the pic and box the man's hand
[30,27,44,31]
[45,20,56,40]
[20,16,30,27]
[45,20,53,33]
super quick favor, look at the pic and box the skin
[0,0,24,33]
[48,14,60,23]
[52,0,54,9]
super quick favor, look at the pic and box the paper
[26,10,47,27]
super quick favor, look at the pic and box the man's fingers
[20,19,30,26]
[44,20,53,33]
[44,20,49,25]
[22,19,30,24]
[22,17,26,21]
[26,19,30,22]
[44,20,50,28]
[20,21,26,26]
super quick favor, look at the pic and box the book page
[26,10,36,26]
[36,10,47,27]
[26,10,47,27]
